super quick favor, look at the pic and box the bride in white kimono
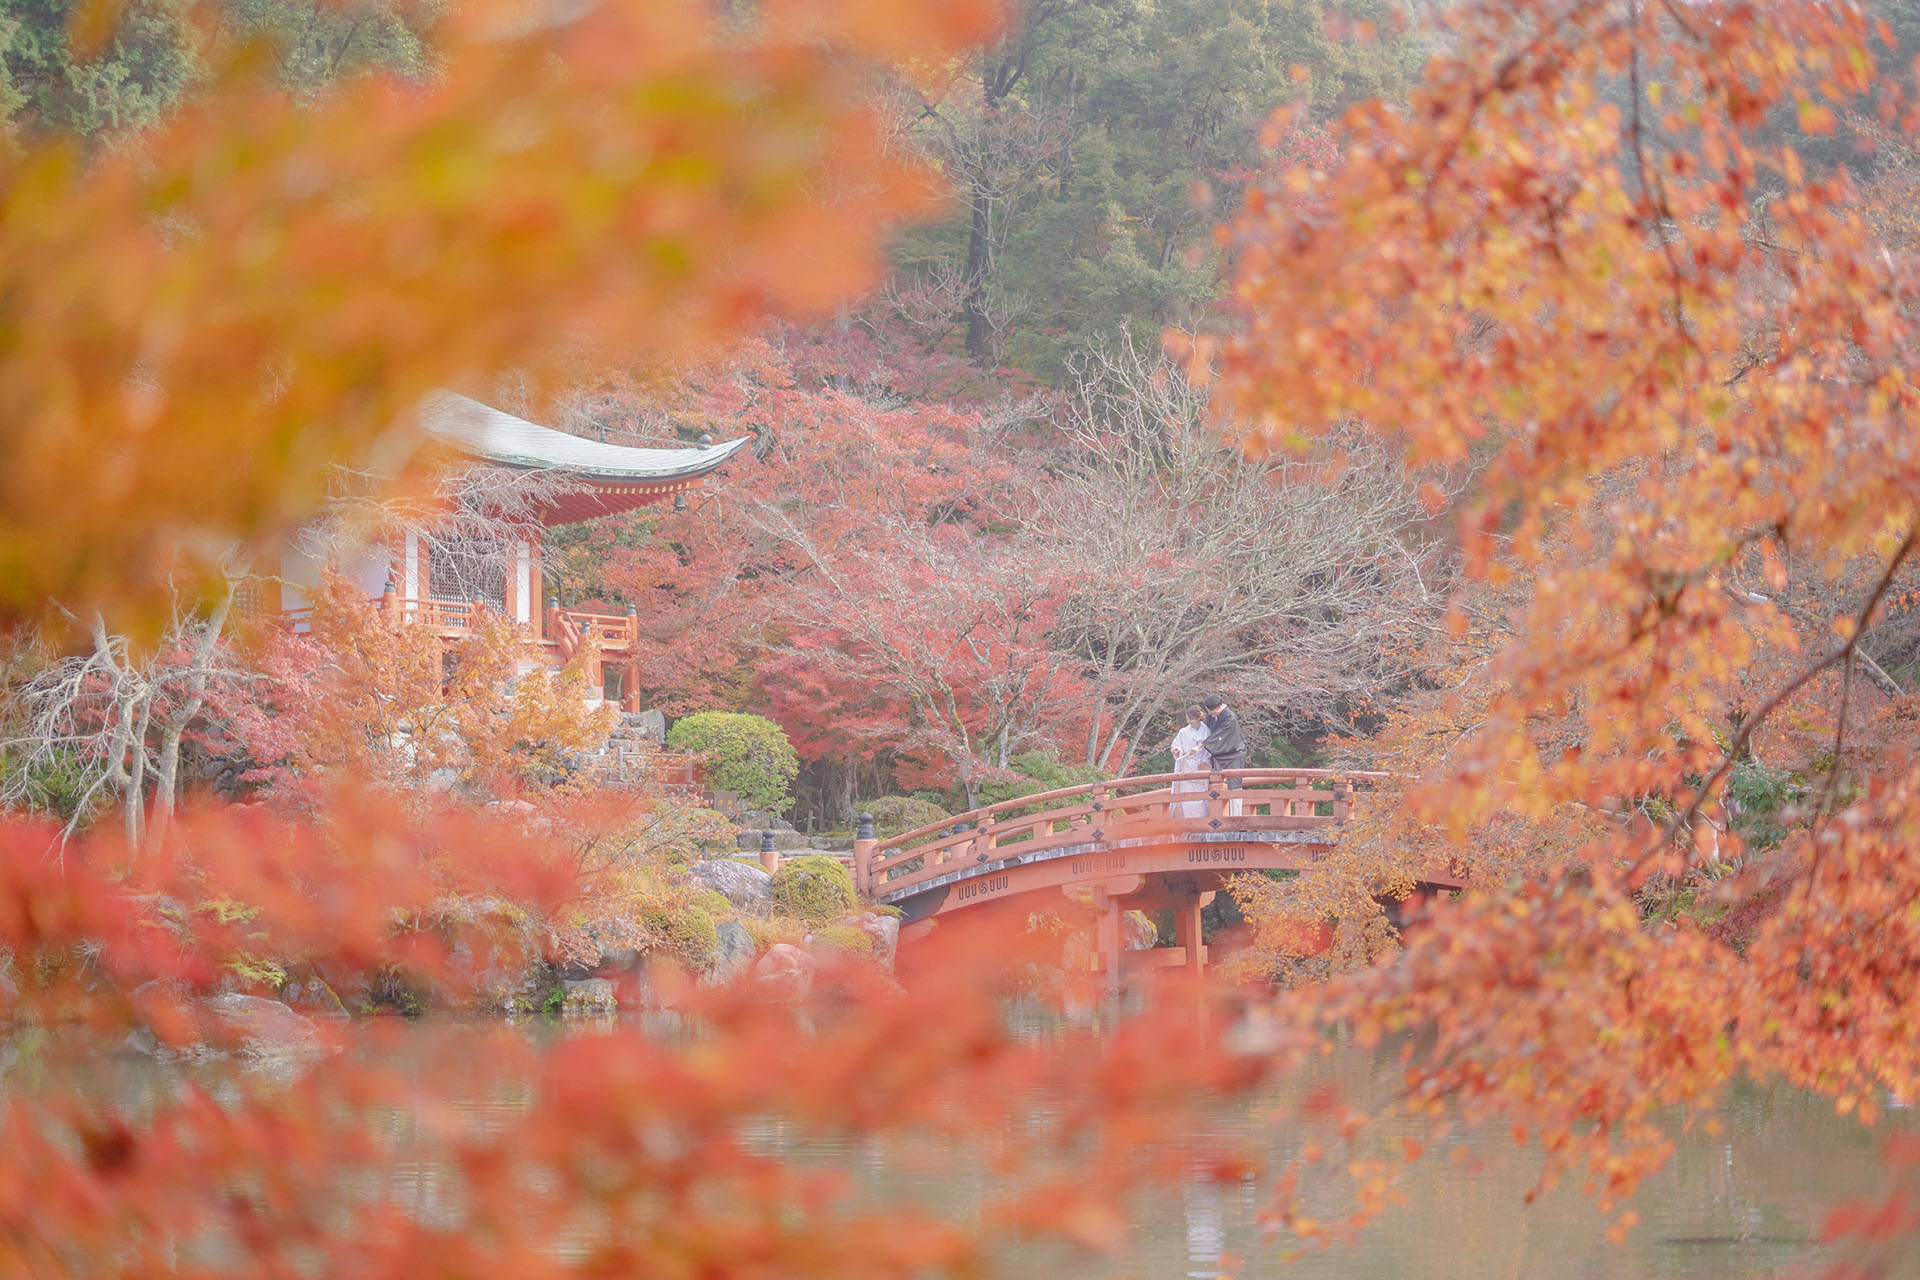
[1170,706,1212,819]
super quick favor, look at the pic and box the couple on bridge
[1169,694,1247,819]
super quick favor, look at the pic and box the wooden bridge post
[758,829,779,875]
[1094,886,1124,999]
[971,814,995,862]
[852,813,877,896]
[1333,777,1352,823]
[1172,887,1207,978]
[1206,771,1226,823]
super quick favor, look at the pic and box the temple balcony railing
[271,596,640,657]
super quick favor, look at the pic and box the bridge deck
[853,769,1461,928]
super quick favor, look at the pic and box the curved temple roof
[420,391,749,480]
[418,391,748,524]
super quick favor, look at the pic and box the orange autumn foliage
[1206,0,1920,1255]
[11,0,1920,1271]
[0,800,1270,1279]
[233,573,612,794]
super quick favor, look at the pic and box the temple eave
[544,480,691,525]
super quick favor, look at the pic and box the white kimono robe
[1170,723,1211,818]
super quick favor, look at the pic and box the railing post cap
[856,812,876,840]
[760,829,776,853]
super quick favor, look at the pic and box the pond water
[11,1008,1912,1280]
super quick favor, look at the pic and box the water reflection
[7,1012,1915,1279]
[1181,1172,1225,1278]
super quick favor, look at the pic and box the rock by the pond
[750,943,815,1002]
[739,811,797,834]
[568,914,649,978]
[204,993,323,1058]
[561,978,617,1015]
[850,911,900,972]
[703,918,757,987]
[279,971,349,1019]
[690,858,773,918]
[0,964,16,1023]
[623,708,666,744]
[1124,910,1158,950]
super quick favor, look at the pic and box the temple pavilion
[274,391,748,710]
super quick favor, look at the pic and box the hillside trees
[555,328,1446,817]
[558,332,1441,816]
[760,530,1088,810]
[887,0,1420,377]
[1041,329,1448,771]
[0,0,200,139]
[553,338,1025,710]
[549,339,1086,813]
[0,0,439,141]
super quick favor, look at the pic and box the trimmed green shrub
[666,712,799,815]
[642,901,720,967]
[770,854,855,926]
[980,751,1107,807]
[865,794,952,839]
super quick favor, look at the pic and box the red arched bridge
[849,769,1463,990]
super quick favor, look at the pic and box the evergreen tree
[891,0,1421,380]
[0,0,437,142]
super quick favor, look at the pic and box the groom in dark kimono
[1200,695,1248,809]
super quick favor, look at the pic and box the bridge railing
[857,768,1388,897]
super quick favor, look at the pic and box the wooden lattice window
[232,577,269,617]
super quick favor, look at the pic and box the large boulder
[560,978,618,1016]
[750,943,815,1003]
[624,708,666,744]
[447,933,541,1013]
[279,969,349,1019]
[579,915,650,976]
[440,897,546,1012]
[850,911,900,972]
[703,919,757,987]
[309,959,374,1015]
[690,858,773,919]
[203,993,324,1059]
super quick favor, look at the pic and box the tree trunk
[146,589,235,858]
[963,181,991,361]
[124,697,151,850]
[1058,66,1076,201]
